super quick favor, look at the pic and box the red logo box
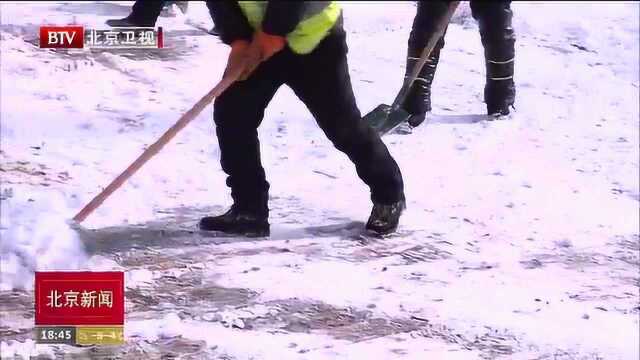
[39,26,84,49]
[35,272,124,326]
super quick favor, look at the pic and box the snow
[0,190,88,291]
[1,1,638,359]
[0,339,56,360]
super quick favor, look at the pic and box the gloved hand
[238,31,286,81]
[255,30,286,60]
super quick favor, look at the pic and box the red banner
[39,26,84,49]
[35,272,124,326]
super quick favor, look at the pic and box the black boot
[401,42,442,129]
[199,204,270,237]
[365,198,406,235]
[105,16,154,28]
[484,54,515,116]
[407,113,426,128]
[485,78,515,117]
[392,47,440,135]
[475,2,516,117]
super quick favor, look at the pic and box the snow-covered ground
[1,1,638,359]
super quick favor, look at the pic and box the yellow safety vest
[238,1,341,55]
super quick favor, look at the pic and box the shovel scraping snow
[72,76,235,224]
[364,1,460,136]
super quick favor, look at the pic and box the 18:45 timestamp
[35,326,76,344]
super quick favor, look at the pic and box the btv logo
[40,26,84,48]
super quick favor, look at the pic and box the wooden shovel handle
[391,1,460,109]
[72,76,235,223]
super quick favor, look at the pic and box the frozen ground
[1,1,638,359]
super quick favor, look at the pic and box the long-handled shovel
[363,1,459,136]
[72,76,235,224]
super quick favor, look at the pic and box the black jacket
[207,1,335,45]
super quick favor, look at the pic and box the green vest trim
[238,1,341,55]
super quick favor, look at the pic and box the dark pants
[404,1,516,115]
[409,1,515,64]
[214,25,405,215]
[128,0,164,26]
[128,1,202,26]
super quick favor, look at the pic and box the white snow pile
[0,189,88,291]
[0,339,56,360]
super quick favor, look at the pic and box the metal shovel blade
[363,104,391,130]
[364,104,412,136]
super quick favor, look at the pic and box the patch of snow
[0,189,88,290]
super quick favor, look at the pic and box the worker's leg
[199,53,286,235]
[285,24,405,233]
[402,0,451,127]
[471,0,516,115]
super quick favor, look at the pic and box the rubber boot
[199,204,270,237]
[199,193,269,237]
[365,197,406,235]
[401,42,443,130]
[475,2,516,116]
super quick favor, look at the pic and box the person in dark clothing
[199,1,406,237]
[106,0,219,35]
[401,0,516,130]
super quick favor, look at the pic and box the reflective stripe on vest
[238,1,341,55]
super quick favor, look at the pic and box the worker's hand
[255,30,286,60]
[238,31,286,81]
[223,40,256,82]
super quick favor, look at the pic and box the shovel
[72,76,236,223]
[364,1,460,136]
